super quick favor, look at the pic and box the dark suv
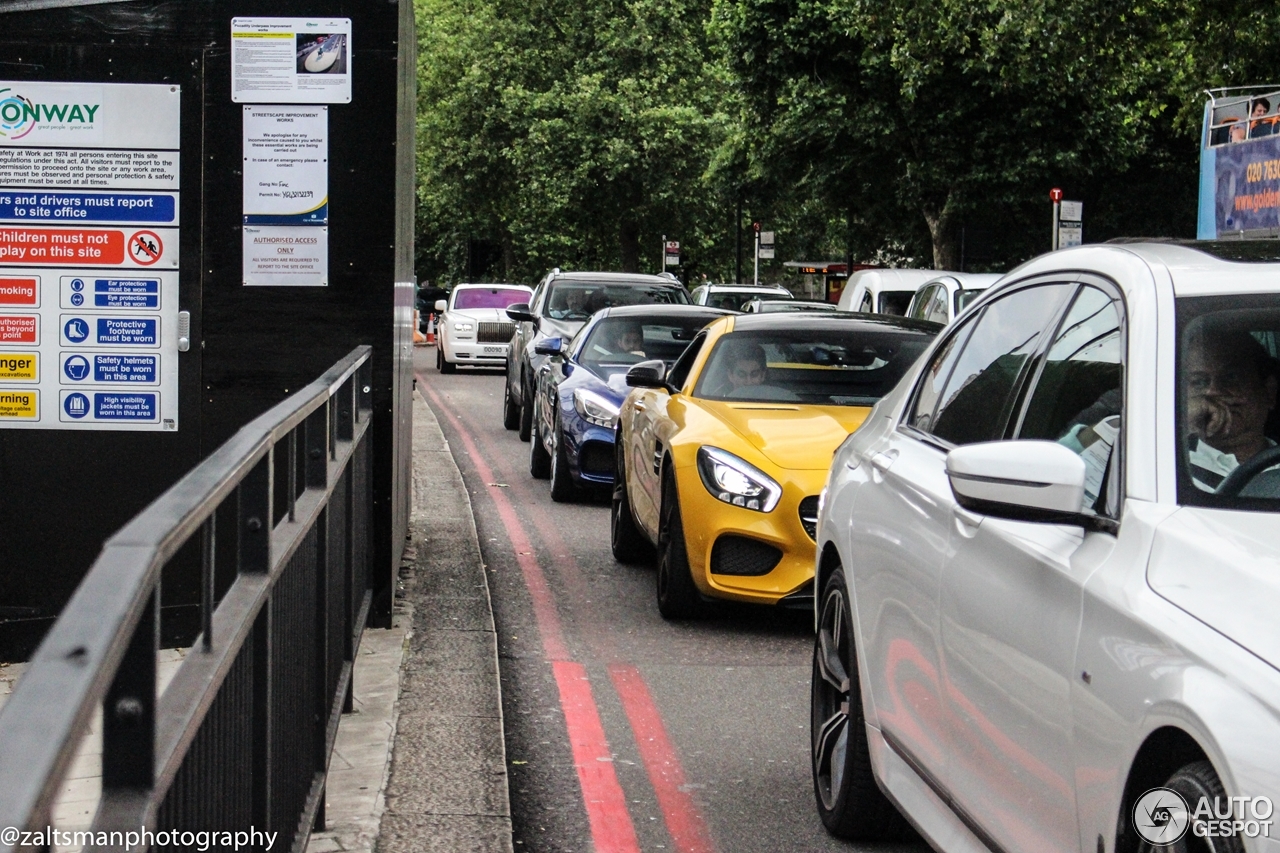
[503,269,689,439]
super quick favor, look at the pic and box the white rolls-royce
[434,283,533,373]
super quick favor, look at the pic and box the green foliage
[416,0,1267,282]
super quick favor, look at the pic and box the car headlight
[453,322,474,332]
[696,446,782,512]
[573,388,620,428]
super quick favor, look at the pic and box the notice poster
[231,18,352,104]
[243,106,328,225]
[243,226,327,286]
[1214,135,1280,236]
[0,81,180,431]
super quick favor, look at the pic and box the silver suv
[502,270,688,439]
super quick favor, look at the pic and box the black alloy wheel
[811,567,911,840]
[611,435,652,563]
[502,380,520,430]
[549,413,577,502]
[529,405,551,479]
[655,467,701,619]
[437,346,455,374]
[1135,761,1244,853]
[518,373,534,442]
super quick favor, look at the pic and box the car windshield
[955,289,985,314]
[452,287,529,310]
[693,326,935,406]
[706,291,791,311]
[1177,295,1280,510]
[758,301,838,313]
[578,316,710,378]
[877,291,914,315]
[544,282,688,320]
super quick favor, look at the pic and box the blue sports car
[529,304,731,501]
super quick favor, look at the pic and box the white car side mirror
[946,441,1087,522]
[434,299,447,312]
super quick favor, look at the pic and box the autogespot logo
[1134,787,1191,846]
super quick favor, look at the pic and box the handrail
[0,345,374,852]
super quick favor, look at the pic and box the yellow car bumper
[673,464,824,605]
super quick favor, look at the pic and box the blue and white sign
[94,392,157,421]
[62,354,90,381]
[60,276,162,310]
[59,352,159,385]
[58,314,159,346]
[0,191,177,225]
[62,391,89,419]
[63,316,89,343]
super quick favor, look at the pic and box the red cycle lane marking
[610,665,717,853]
[556,660,644,853]
[423,378,720,853]
[421,381,638,853]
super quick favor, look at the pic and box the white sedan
[811,241,1280,853]
[435,283,533,373]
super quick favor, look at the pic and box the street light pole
[753,222,760,285]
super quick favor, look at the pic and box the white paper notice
[243,226,327,286]
[243,106,328,225]
[231,18,352,104]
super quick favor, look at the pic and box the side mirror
[534,337,565,356]
[434,299,447,312]
[626,359,669,389]
[946,441,1092,525]
[506,302,536,323]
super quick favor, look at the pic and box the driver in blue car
[1185,329,1279,491]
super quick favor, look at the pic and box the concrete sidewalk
[0,384,512,853]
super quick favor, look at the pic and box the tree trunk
[619,220,640,272]
[922,196,960,270]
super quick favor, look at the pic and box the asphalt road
[414,349,927,853]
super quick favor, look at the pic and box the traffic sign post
[1050,187,1063,250]
[1059,200,1083,248]
[664,237,680,268]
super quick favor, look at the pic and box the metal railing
[0,346,375,853]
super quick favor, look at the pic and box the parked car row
[453,244,1280,853]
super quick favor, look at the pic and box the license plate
[483,346,504,354]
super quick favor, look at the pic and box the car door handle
[870,450,898,473]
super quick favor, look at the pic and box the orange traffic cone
[426,314,436,346]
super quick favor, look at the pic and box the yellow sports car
[611,312,939,618]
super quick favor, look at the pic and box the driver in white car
[1185,328,1279,491]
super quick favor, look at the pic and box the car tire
[436,346,456,374]
[549,413,577,502]
[812,567,912,840]
[1135,761,1243,853]
[611,437,653,564]
[502,384,520,431]
[518,375,533,442]
[529,406,551,479]
[656,466,701,619]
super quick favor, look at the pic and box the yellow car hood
[700,401,871,470]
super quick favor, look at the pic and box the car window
[858,290,873,312]
[579,317,714,379]
[907,286,934,321]
[955,288,984,315]
[1175,294,1280,509]
[1017,285,1124,514]
[693,326,936,406]
[453,287,530,310]
[667,331,708,391]
[919,283,1073,445]
[924,286,950,325]
[529,282,546,313]
[543,282,688,320]
[878,291,914,316]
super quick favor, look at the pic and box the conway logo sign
[0,88,101,139]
